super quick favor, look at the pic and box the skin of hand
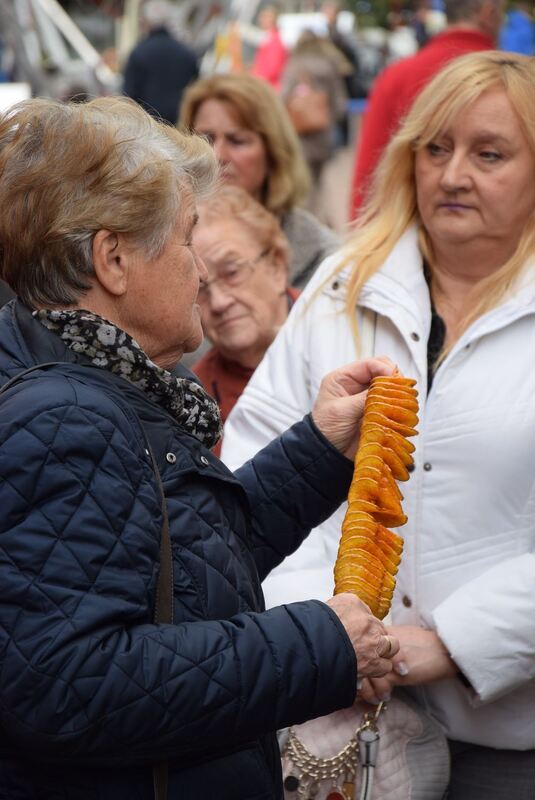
[326,593,400,687]
[311,357,396,459]
[358,625,459,704]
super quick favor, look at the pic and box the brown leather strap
[144,443,173,800]
[145,443,174,627]
[0,362,66,396]
[152,760,170,800]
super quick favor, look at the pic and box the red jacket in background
[349,29,494,220]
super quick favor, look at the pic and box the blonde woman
[223,51,535,798]
[179,73,339,288]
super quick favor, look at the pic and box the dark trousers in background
[447,740,535,799]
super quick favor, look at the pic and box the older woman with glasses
[192,185,297,455]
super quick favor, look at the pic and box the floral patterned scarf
[35,309,222,449]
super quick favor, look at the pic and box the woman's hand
[311,357,396,459]
[358,625,459,704]
[326,593,399,682]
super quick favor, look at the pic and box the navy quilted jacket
[0,301,357,799]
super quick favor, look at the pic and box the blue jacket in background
[499,9,535,55]
[123,27,199,124]
[0,300,356,799]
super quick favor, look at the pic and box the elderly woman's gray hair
[0,96,217,307]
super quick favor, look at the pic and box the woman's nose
[213,138,230,164]
[207,282,234,313]
[439,153,472,192]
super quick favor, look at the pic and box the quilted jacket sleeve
[236,414,354,581]
[0,379,356,764]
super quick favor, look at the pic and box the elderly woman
[0,98,399,799]
[223,51,535,799]
[191,185,297,455]
[179,73,339,289]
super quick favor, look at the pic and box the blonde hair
[179,74,311,216]
[0,96,217,307]
[198,184,289,268]
[336,51,535,345]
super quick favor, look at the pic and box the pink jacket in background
[251,28,287,89]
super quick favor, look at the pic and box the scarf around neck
[35,308,222,449]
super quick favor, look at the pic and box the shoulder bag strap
[0,363,173,800]
[143,443,173,800]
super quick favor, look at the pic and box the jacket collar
[358,226,432,334]
[148,26,171,37]
[426,28,495,51]
[0,300,78,379]
[334,226,535,349]
[0,299,204,390]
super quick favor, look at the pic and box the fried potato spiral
[334,375,419,619]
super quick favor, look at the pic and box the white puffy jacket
[222,227,535,749]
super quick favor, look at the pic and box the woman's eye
[197,132,214,145]
[427,142,447,157]
[479,151,502,162]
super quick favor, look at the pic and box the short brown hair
[179,74,310,216]
[0,96,217,306]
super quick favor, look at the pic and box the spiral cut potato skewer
[334,375,419,619]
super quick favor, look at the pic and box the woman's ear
[92,230,130,296]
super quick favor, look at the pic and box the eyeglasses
[197,248,270,304]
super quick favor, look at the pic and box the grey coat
[281,207,339,288]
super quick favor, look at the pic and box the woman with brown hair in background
[180,73,338,289]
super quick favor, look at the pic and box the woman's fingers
[358,675,394,705]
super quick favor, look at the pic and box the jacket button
[407,463,415,473]
[410,331,420,341]
[331,280,340,290]
[166,452,177,464]
[423,462,432,471]
[402,595,412,608]
[200,455,209,466]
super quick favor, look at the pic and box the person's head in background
[322,1,342,28]
[193,185,291,370]
[293,29,323,53]
[257,5,280,32]
[341,50,534,341]
[140,0,172,34]
[444,0,505,43]
[179,74,310,217]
